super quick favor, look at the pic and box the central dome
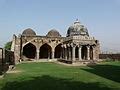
[67,20,89,37]
[22,28,36,36]
[46,29,61,37]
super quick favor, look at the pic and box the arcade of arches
[22,43,95,60]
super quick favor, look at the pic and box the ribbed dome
[46,29,61,37]
[67,20,89,37]
[22,28,36,36]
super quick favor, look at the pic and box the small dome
[46,29,61,37]
[67,19,89,37]
[22,28,36,36]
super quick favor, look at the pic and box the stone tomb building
[11,20,100,63]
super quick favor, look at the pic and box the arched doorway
[23,43,36,59]
[81,46,87,60]
[55,44,62,58]
[40,43,52,59]
[90,46,93,60]
[75,46,79,59]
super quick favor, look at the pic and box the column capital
[79,45,82,48]
[52,49,55,52]
[92,45,96,49]
[70,43,76,47]
[37,49,39,52]
[63,44,67,48]
[61,44,64,48]
[87,45,90,49]
[66,43,70,47]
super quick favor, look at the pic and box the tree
[4,41,12,50]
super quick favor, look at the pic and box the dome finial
[76,18,79,21]
[74,18,80,24]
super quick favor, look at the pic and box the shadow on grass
[82,65,120,83]
[1,75,115,90]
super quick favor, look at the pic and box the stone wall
[5,50,15,65]
[0,48,14,75]
[99,54,120,60]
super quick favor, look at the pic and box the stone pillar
[14,45,20,63]
[52,50,54,59]
[65,47,67,60]
[63,48,65,59]
[66,47,69,60]
[36,49,39,60]
[68,47,71,60]
[92,46,96,60]
[64,48,66,59]
[60,47,63,59]
[72,46,75,61]
[87,46,90,60]
[78,46,82,60]
[60,45,63,59]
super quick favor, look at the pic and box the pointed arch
[39,43,52,59]
[22,38,37,48]
[55,44,62,58]
[23,43,36,59]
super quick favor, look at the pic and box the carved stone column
[87,46,90,60]
[78,46,82,60]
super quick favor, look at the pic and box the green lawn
[0,61,120,90]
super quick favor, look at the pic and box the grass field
[0,61,120,90]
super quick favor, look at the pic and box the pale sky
[0,0,120,53]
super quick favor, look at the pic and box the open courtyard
[0,61,120,90]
